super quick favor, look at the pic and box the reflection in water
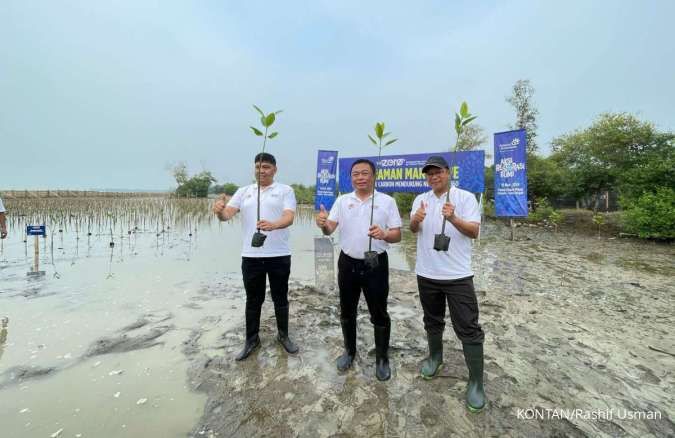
[0,317,8,362]
[107,245,115,279]
[314,237,336,292]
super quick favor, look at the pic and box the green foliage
[621,187,675,239]
[527,153,570,205]
[393,192,416,214]
[528,197,555,222]
[371,122,398,149]
[551,113,667,201]
[250,105,282,153]
[172,163,216,198]
[453,101,477,147]
[548,210,563,225]
[290,184,316,205]
[548,209,564,232]
[484,166,494,200]
[210,183,239,196]
[552,112,675,237]
[592,213,605,226]
[482,198,496,218]
[619,133,675,201]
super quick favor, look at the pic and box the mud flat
[185,223,674,437]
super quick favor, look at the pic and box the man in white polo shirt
[0,196,7,239]
[212,152,299,361]
[409,155,486,412]
[315,159,402,381]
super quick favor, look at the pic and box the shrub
[621,187,675,239]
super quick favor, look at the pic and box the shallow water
[1,202,674,437]
[0,204,410,437]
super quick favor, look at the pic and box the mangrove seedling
[592,213,605,238]
[434,101,478,251]
[250,104,282,248]
[364,122,397,270]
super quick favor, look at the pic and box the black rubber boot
[420,332,443,379]
[275,306,299,354]
[374,324,391,381]
[235,308,261,361]
[462,343,486,412]
[336,318,356,371]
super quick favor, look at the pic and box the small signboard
[26,225,46,237]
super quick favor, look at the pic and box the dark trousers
[241,256,291,339]
[417,275,484,344]
[338,251,390,328]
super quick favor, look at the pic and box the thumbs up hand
[316,204,329,228]
[412,201,427,225]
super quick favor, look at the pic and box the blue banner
[314,150,339,211]
[494,129,528,217]
[338,151,485,194]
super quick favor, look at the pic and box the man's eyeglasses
[351,171,372,177]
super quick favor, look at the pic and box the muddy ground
[1,220,673,437]
[181,222,674,438]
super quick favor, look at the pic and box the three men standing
[215,152,485,410]
[410,155,486,412]
[315,159,402,381]
[213,152,299,360]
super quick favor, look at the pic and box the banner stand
[26,225,46,277]
[494,129,528,241]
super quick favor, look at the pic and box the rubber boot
[235,308,261,361]
[420,332,443,379]
[336,318,356,371]
[374,324,391,381]
[462,343,486,412]
[275,306,299,354]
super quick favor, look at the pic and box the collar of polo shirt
[431,186,455,200]
[255,181,277,191]
[348,189,379,202]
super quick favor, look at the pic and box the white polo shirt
[0,197,5,213]
[411,187,481,280]
[328,190,402,259]
[227,182,296,258]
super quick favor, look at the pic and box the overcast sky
[2,0,673,190]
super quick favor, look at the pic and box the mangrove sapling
[249,105,282,248]
[593,213,605,238]
[364,122,398,270]
[434,102,478,251]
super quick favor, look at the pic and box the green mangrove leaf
[460,101,469,118]
[253,105,265,117]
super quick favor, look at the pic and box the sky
[1,0,674,190]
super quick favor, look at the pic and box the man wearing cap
[410,155,486,412]
[0,196,7,239]
[315,159,402,381]
[212,152,299,361]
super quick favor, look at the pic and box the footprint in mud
[419,403,440,427]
